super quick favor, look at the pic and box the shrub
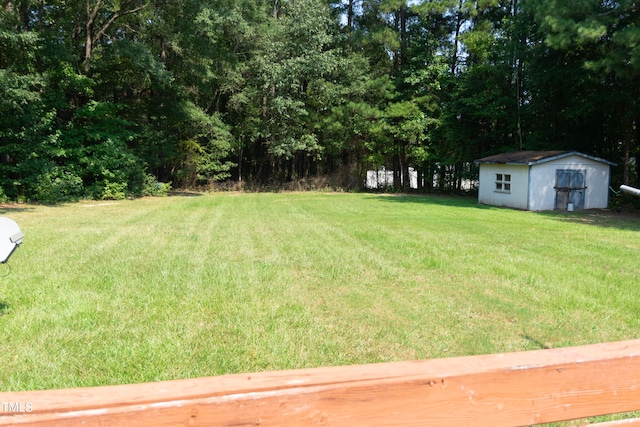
[141,174,171,197]
[32,168,84,203]
[95,181,127,200]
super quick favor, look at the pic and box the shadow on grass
[534,209,640,232]
[0,301,9,315]
[0,204,35,215]
[367,193,640,230]
[520,334,551,350]
[364,192,490,209]
[168,191,204,197]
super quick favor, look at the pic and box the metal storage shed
[474,151,616,211]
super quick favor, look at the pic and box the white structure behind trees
[365,167,475,191]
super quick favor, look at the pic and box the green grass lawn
[0,192,639,391]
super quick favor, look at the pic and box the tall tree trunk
[238,147,243,184]
[399,3,407,68]
[451,0,464,75]
[393,154,401,189]
[635,114,640,186]
[85,0,101,68]
[393,11,399,71]
[623,117,633,185]
[400,143,409,190]
[512,0,524,149]
[347,0,354,28]
[37,0,43,27]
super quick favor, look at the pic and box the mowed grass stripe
[0,193,638,391]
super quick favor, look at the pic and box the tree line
[1,0,639,201]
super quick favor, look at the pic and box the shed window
[495,174,511,193]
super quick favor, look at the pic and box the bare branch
[93,3,149,42]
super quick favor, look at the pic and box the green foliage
[172,102,235,186]
[0,68,59,200]
[32,167,84,203]
[101,39,173,89]
[523,0,640,184]
[140,175,172,197]
[96,181,128,200]
[0,23,41,72]
[1,0,638,199]
[248,0,345,176]
[59,101,146,198]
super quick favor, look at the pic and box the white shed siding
[478,164,529,209]
[528,155,611,211]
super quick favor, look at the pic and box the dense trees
[0,0,638,201]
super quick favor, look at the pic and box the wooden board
[0,339,639,426]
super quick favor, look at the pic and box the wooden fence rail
[1,339,640,426]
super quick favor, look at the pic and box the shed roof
[474,151,617,166]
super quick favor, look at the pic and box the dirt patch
[81,202,119,207]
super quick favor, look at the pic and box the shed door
[555,170,586,210]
